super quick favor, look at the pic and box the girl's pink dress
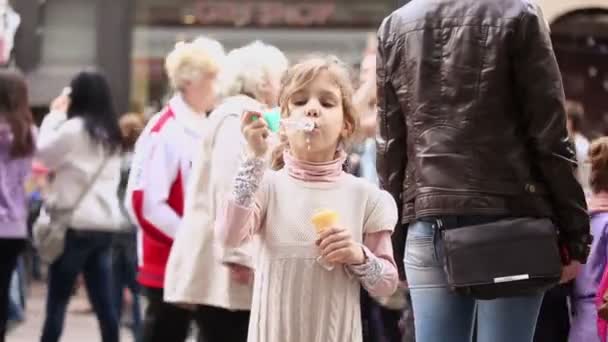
[597,265,608,341]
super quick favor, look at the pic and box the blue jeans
[359,139,379,185]
[41,229,119,342]
[404,218,544,342]
[7,257,25,323]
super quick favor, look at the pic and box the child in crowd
[0,70,36,342]
[570,137,608,342]
[216,56,399,342]
[113,112,147,342]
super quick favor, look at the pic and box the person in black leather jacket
[376,1,591,341]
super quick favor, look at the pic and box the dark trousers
[0,238,25,342]
[196,305,250,342]
[533,285,571,342]
[41,230,119,342]
[142,287,250,342]
[141,287,193,342]
[112,232,142,342]
[362,289,403,342]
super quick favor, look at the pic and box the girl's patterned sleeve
[348,189,399,297]
[215,157,269,247]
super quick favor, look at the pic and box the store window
[14,0,97,111]
[41,0,96,68]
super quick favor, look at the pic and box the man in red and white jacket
[126,94,205,289]
[125,38,224,342]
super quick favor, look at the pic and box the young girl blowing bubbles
[215,56,399,342]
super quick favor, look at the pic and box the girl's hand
[241,111,270,158]
[317,227,365,265]
[228,263,253,285]
[559,261,581,284]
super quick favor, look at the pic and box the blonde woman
[164,41,287,342]
[124,37,225,342]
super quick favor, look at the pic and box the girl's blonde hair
[589,137,608,194]
[165,37,225,91]
[220,41,288,100]
[271,56,359,170]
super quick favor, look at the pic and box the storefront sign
[138,0,392,28]
[195,1,336,27]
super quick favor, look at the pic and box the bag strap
[68,153,111,213]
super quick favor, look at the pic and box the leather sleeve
[376,25,408,278]
[514,4,591,262]
[376,31,407,210]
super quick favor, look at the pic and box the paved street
[8,282,133,342]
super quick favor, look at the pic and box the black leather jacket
[376,0,591,264]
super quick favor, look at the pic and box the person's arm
[216,109,271,247]
[513,4,591,263]
[348,231,398,297]
[215,157,267,248]
[126,133,182,242]
[353,73,376,115]
[212,116,257,268]
[345,189,399,296]
[35,111,72,170]
[376,22,408,278]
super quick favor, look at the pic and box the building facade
[13,0,133,119]
[13,0,393,116]
[131,0,393,112]
[8,0,608,134]
[541,0,608,136]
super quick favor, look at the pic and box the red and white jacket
[125,94,206,289]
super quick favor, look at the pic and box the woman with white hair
[124,37,225,342]
[163,40,288,342]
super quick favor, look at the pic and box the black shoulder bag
[440,217,562,300]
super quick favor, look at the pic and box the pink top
[32,161,49,175]
[216,151,399,297]
[597,266,608,342]
[595,193,608,341]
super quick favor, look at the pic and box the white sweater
[36,111,123,232]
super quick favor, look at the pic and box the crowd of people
[0,0,608,342]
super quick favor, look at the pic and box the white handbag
[33,155,109,264]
